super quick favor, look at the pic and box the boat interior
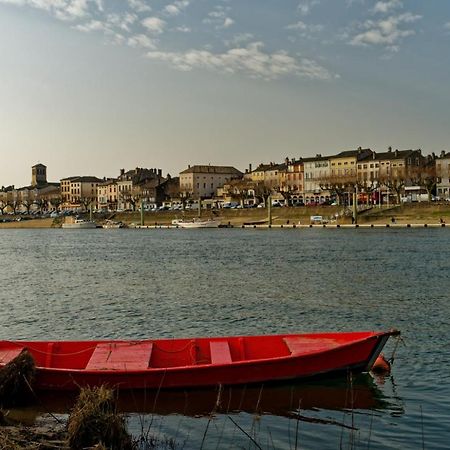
[0,332,375,371]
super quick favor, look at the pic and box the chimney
[372,152,376,160]
[388,146,392,152]
[188,164,191,169]
[249,163,252,172]
[395,149,399,158]
[441,150,446,158]
[120,168,124,176]
[158,169,162,177]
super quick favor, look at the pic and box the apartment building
[302,155,331,203]
[179,165,243,198]
[60,176,103,210]
[436,151,450,200]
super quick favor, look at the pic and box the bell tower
[32,163,47,186]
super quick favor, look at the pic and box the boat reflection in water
[14,373,395,422]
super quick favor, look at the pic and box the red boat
[0,331,399,391]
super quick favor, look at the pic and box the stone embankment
[0,203,449,229]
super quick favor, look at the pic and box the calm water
[0,228,449,449]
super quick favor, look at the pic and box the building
[357,148,424,203]
[330,147,373,179]
[179,165,243,199]
[436,151,450,200]
[97,179,118,211]
[302,155,331,204]
[60,176,103,210]
[117,167,165,210]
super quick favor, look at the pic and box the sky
[1,0,449,186]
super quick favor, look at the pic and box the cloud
[142,16,166,34]
[372,1,402,14]
[128,33,157,49]
[350,12,422,51]
[0,0,103,21]
[297,0,320,16]
[175,25,191,33]
[164,1,189,17]
[74,19,109,33]
[146,42,335,81]
[286,21,324,34]
[127,0,151,13]
[204,5,234,29]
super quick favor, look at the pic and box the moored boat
[102,219,125,229]
[62,219,97,229]
[175,218,221,228]
[0,331,399,391]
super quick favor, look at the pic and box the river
[0,228,449,449]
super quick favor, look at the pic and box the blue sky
[1,0,449,185]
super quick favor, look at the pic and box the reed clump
[0,350,36,407]
[67,386,134,450]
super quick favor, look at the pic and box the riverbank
[1,203,449,229]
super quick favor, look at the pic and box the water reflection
[10,373,402,423]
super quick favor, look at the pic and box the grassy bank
[0,203,449,229]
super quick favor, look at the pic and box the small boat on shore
[62,219,97,229]
[102,220,125,229]
[0,330,399,391]
[173,218,220,228]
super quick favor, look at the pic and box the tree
[320,175,354,206]
[21,199,34,214]
[7,199,20,215]
[379,174,406,204]
[415,164,439,201]
[80,197,95,212]
[0,201,7,215]
[357,179,378,206]
[254,182,272,207]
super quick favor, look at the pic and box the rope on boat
[4,339,197,357]
[388,334,405,365]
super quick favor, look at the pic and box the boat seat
[86,342,153,370]
[210,341,232,365]
[0,347,24,365]
[283,337,338,355]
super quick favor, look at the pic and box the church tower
[31,163,47,186]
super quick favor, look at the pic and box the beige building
[302,155,331,203]
[436,151,450,200]
[179,165,243,198]
[97,180,118,211]
[330,148,373,179]
[60,176,103,210]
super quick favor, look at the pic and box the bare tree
[320,175,354,206]
[80,197,95,212]
[7,199,20,215]
[0,201,7,215]
[254,182,272,207]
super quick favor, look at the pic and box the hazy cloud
[297,0,320,16]
[0,0,103,21]
[142,16,166,34]
[350,12,421,51]
[146,42,335,81]
[128,33,157,49]
[164,1,190,17]
[286,21,324,34]
[372,1,402,14]
[127,0,151,13]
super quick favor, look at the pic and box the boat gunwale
[0,330,398,374]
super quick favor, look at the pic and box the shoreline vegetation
[0,203,449,229]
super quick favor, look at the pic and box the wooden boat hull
[0,331,398,391]
[177,219,220,228]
